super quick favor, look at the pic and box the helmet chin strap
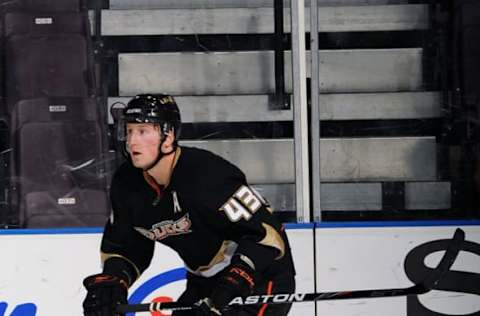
[143,135,176,172]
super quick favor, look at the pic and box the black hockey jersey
[101,146,294,284]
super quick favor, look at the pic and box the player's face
[126,123,161,168]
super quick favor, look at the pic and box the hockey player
[82,94,296,316]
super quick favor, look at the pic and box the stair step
[109,0,411,10]
[97,5,428,35]
[253,181,451,211]
[180,137,437,183]
[119,48,423,95]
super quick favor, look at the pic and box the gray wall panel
[101,8,272,35]
[253,183,383,211]
[405,182,451,210]
[110,0,409,9]
[319,137,436,182]
[119,49,423,95]
[320,183,382,210]
[253,182,450,211]
[100,5,427,35]
[180,137,436,183]
[319,92,442,120]
[306,4,428,32]
[119,51,277,95]
[181,139,292,183]
[317,48,423,93]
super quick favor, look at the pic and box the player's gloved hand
[83,273,128,316]
[196,256,256,315]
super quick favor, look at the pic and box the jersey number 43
[220,185,267,222]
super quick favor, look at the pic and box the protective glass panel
[0,0,299,227]
[310,1,480,221]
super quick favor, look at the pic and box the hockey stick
[117,228,464,314]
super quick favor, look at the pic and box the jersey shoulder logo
[134,213,192,241]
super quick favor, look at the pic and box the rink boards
[0,221,479,316]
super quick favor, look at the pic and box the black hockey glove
[196,257,256,315]
[83,273,128,316]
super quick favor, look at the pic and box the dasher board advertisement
[0,223,478,315]
[315,224,480,316]
[0,225,314,316]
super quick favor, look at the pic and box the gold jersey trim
[258,223,285,259]
[194,240,232,273]
[186,240,238,277]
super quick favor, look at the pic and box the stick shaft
[116,285,422,313]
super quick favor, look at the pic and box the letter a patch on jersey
[172,191,182,214]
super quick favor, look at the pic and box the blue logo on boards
[0,268,186,316]
[0,302,37,316]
